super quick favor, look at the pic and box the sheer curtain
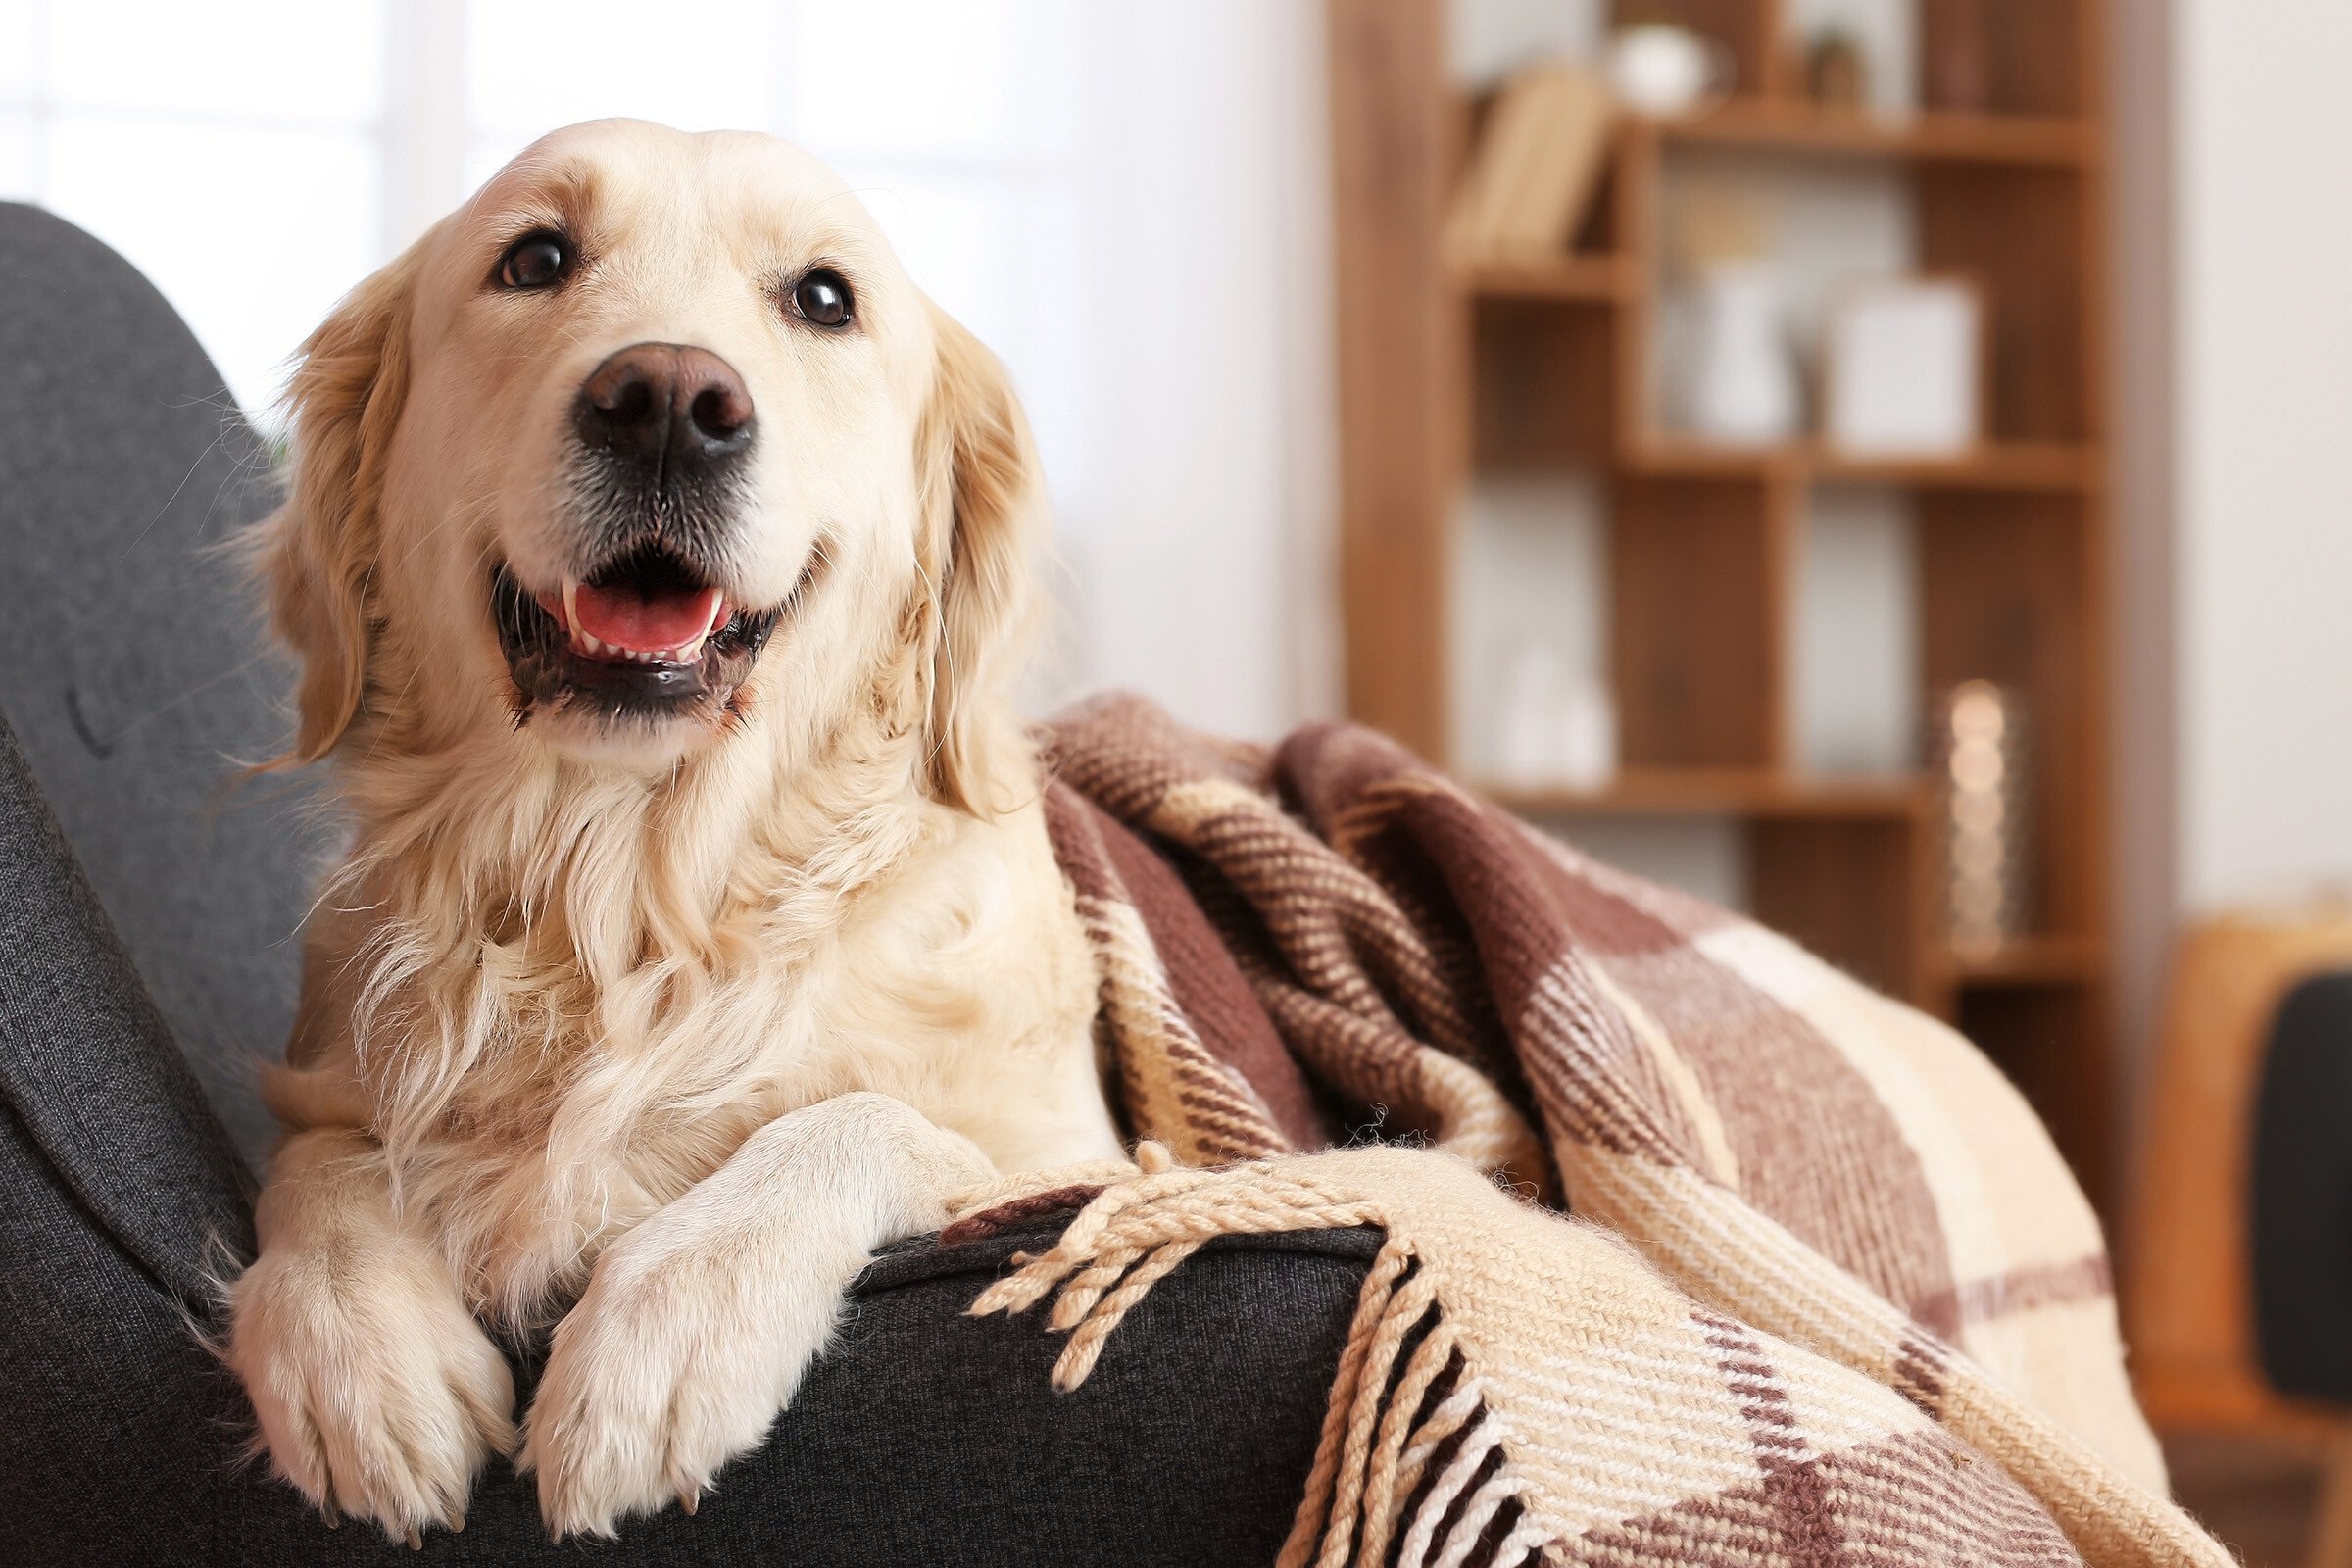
[0,0,1337,736]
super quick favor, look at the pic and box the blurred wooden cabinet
[1327,0,2116,1204]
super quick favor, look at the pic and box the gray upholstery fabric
[0,715,253,1298]
[0,201,317,1163]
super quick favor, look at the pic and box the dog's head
[260,119,1038,812]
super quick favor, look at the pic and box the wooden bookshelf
[1328,0,2117,1208]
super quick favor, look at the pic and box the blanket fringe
[967,1160,1382,1391]
[967,1162,1552,1567]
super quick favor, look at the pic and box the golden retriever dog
[223,119,1123,1544]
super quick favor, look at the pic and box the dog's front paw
[228,1250,516,1544]
[519,1213,862,1540]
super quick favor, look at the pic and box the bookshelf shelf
[1482,769,1927,820]
[1945,933,2103,987]
[1643,101,2095,167]
[1329,0,2117,1206]
[1622,438,2098,493]
[1460,254,1630,303]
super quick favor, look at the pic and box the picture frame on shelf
[1820,275,1985,458]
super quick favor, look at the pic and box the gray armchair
[0,201,1360,1567]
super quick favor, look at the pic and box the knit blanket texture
[948,694,2226,1568]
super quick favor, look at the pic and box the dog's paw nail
[679,1485,701,1517]
[407,1526,423,1550]
[451,1510,466,1535]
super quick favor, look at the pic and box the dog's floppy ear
[914,303,1045,816]
[254,232,428,767]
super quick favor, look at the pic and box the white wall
[2173,0,2352,909]
[1050,2,1341,739]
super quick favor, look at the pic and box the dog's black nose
[573,342,755,469]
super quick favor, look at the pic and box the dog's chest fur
[291,783,1110,1329]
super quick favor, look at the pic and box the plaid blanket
[951,695,2226,1567]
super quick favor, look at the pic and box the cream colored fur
[224,120,1122,1544]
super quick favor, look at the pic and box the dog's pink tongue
[571,581,723,653]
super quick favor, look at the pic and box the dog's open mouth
[492,541,796,726]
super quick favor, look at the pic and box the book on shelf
[1446,62,1614,269]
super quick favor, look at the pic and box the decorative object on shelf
[1920,0,1989,112]
[1664,181,1802,445]
[1805,25,1870,110]
[1445,61,1614,267]
[1934,680,2032,954]
[1496,640,1566,789]
[1494,642,1617,792]
[1556,673,1619,790]
[1821,276,1984,457]
[1674,262,1803,444]
[1605,17,1733,117]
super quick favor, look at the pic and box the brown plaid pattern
[971,695,2228,1566]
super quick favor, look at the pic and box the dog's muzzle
[566,341,758,575]
[487,342,817,730]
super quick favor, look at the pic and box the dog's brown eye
[499,231,571,290]
[792,270,853,329]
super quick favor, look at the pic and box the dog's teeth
[561,578,581,632]
[577,630,607,657]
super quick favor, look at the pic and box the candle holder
[1933,681,2034,953]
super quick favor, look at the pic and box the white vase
[1556,675,1618,790]
[1678,264,1800,445]
[1608,24,1716,115]
[1494,645,1618,792]
[1496,641,1566,789]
